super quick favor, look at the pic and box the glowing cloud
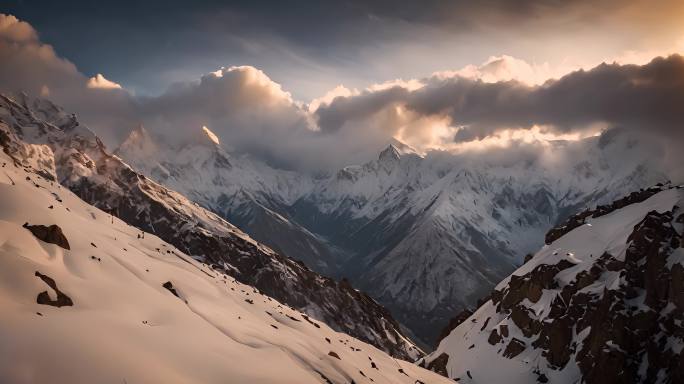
[87,74,122,89]
[202,126,220,145]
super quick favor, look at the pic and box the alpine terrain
[419,184,684,383]
[0,93,422,360]
[0,122,451,383]
[116,120,666,346]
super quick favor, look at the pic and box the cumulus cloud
[0,13,137,145]
[313,54,684,176]
[0,13,682,178]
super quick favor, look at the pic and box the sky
[0,1,683,175]
[5,0,684,100]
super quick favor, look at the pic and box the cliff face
[421,184,684,383]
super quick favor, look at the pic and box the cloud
[0,13,137,145]
[0,13,682,179]
[0,13,81,96]
[313,54,684,175]
[87,74,122,89]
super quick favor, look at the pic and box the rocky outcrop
[35,271,73,307]
[423,185,684,382]
[575,209,684,383]
[423,353,449,377]
[23,223,70,250]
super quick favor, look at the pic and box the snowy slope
[0,93,422,360]
[0,147,451,384]
[419,184,684,383]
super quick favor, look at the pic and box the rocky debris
[35,271,73,307]
[23,223,70,250]
[162,281,180,298]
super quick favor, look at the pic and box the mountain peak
[378,143,402,162]
[116,124,160,165]
[377,138,421,163]
[120,124,154,150]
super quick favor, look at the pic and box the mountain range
[0,93,421,360]
[115,119,666,346]
[0,100,450,383]
[1,92,681,383]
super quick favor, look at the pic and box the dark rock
[162,281,180,298]
[488,329,502,345]
[510,305,541,338]
[327,351,340,360]
[500,324,509,338]
[23,223,70,250]
[502,338,526,358]
[425,353,449,377]
[35,271,73,307]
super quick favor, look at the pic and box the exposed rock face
[23,223,70,250]
[421,185,684,383]
[422,353,449,377]
[0,93,422,360]
[35,271,73,307]
[574,209,684,383]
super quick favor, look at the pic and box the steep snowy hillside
[115,115,666,347]
[419,184,684,383]
[0,146,450,384]
[0,93,422,360]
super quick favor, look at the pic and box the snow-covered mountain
[419,184,684,383]
[116,120,666,346]
[114,124,346,274]
[0,131,451,384]
[0,93,422,360]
